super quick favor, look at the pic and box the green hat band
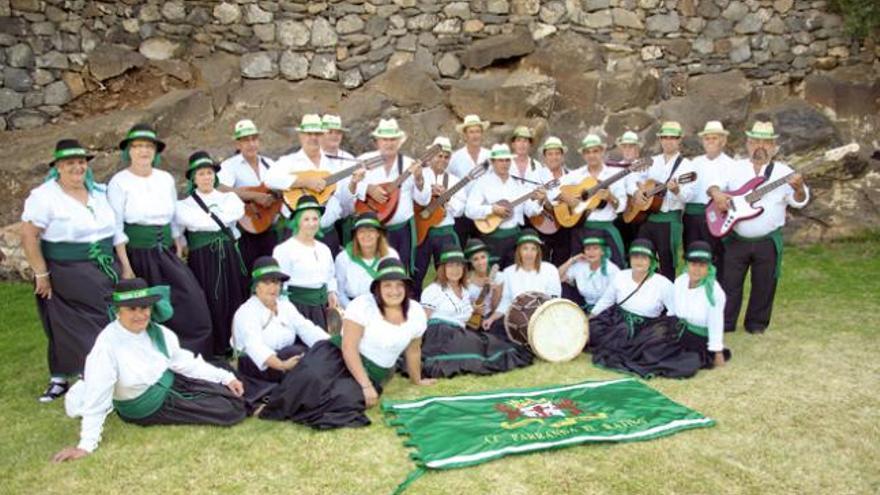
[252,265,284,279]
[234,127,259,139]
[582,236,605,246]
[659,127,682,136]
[54,148,88,159]
[630,246,655,258]
[518,234,542,245]
[299,123,324,132]
[113,288,152,303]
[687,250,712,260]
[374,129,401,137]
[490,151,512,159]
[296,200,321,210]
[189,157,215,170]
[127,129,158,141]
[440,251,465,262]
[354,218,382,230]
[747,131,777,139]
[465,244,487,257]
[377,266,407,278]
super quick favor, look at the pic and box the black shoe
[39,380,69,403]
[746,326,767,334]
[724,327,736,333]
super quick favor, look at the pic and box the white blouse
[354,150,432,226]
[65,320,235,453]
[272,237,337,293]
[343,294,427,368]
[107,168,178,227]
[174,190,245,239]
[496,262,562,314]
[564,260,621,307]
[231,295,329,370]
[334,247,399,307]
[217,153,274,188]
[591,269,674,318]
[21,180,126,245]
[420,282,472,328]
[671,274,726,352]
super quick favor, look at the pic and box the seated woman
[334,212,399,308]
[558,230,621,313]
[232,256,330,407]
[464,238,502,329]
[53,278,246,462]
[419,244,532,378]
[257,258,434,429]
[483,229,562,342]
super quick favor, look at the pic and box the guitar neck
[582,168,632,199]
[324,156,383,186]
[746,171,793,202]
[510,180,558,208]
[427,173,472,210]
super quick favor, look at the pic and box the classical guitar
[474,177,561,234]
[553,158,651,228]
[622,171,698,224]
[528,202,561,235]
[239,185,283,234]
[705,143,858,237]
[466,264,500,331]
[414,160,489,245]
[354,144,443,223]
[282,154,386,210]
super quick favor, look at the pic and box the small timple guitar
[239,185,283,234]
[466,264,499,331]
[705,143,859,237]
[414,160,489,245]
[622,171,698,224]
[474,177,561,234]
[354,144,443,223]
[553,158,651,228]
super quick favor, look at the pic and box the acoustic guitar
[553,158,651,228]
[414,160,489,245]
[622,171,697,224]
[466,264,500,331]
[474,177,561,234]
[354,144,442,223]
[239,185,283,234]
[528,203,561,235]
[282,154,386,210]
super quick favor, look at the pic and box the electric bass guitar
[705,143,858,237]
[239,185,284,234]
[553,158,651,228]
[414,160,489,245]
[354,144,443,223]
[466,264,500,331]
[474,177,561,234]
[282,154,386,209]
[622,171,698,224]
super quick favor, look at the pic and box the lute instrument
[622,171,698,224]
[238,185,283,234]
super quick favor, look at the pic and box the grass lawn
[1,239,878,495]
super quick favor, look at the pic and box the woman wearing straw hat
[335,212,400,308]
[266,114,360,258]
[20,139,131,402]
[231,256,330,408]
[108,123,214,358]
[449,114,491,246]
[54,278,246,462]
[354,118,431,276]
[418,244,532,378]
[258,258,434,428]
[614,131,643,253]
[535,136,574,265]
[558,230,621,313]
[218,119,279,278]
[628,121,696,280]
[174,151,247,358]
[510,126,543,185]
[272,194,338,329]
[707,121,809,334]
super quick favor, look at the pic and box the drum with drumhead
[504,292,589,362]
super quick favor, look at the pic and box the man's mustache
[752,148,769,161]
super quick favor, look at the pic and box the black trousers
[414,228,459,293]
[387,220,414,276]
[683,212,725,281]
[482,232,519,268]
[637,221,677,281]
[542,227,573,267]
[614,216,638,255]
[722,237,778,332]
[454,216,478,247]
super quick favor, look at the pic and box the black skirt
[36,259,118,376]
[187,241,247,358]
[237,229,277,283]
[419,322,533,378]
[237,342,308,411]
[258,340,377,429]
[128,247,214,358]
[292,302,328,331]
[120,372,246,427]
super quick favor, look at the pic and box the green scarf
[44,167,101,193]
[696,264,717,307]
[345,241,381,279]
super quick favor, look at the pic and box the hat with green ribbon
[456,114,490,133]
[321,114,348,132]
[685,240,717,306]
[657,121,683,138]
[436,243,466,267]
[371,118,407,140]
[370,258,411,292]
[510,125,534,142]
[297,114,326,134]
[745,121,779,140]
[292,194,325,215]
[464,238,491,260]
[629,238,659,274]
[185,150,220,180]
[251,256,290,284]
[541,136,568,154]
[119,123,166,153]
[578,133,605,151]
[111,278,174,323]
[50,139,94,166]
[489,143,515,160]
[616,131,641,146]
[351,211,384,233]
[429,136,453,153]
[581,229,610,276]
[516,228,544,247]
[234,119,260,140]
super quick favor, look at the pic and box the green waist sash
[428,224,456,238]
[684,203,707,215]
[185,230,229,251]
[646,210,683,274]
[485,226,520,239]
[726,228,784,279]
[329,334,392,386]
[113,369,173,420]
[678,319,708,338]
[427,317,465,329]
[124,223,173,250]
[41,237,118,282]
[287,284,328,306]
[186,230,247,297]
[583,220,626,268]
[620,308,647,338]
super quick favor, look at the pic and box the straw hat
[745,121,779,140]
[234,119,260,140]
[371,118,406,140]
[698,120,730,137]
[455,114,490,133]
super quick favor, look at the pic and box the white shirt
[689,152,736,204]
[217,153,274,188]
[448,146,490,195]
[628,153,695,212]
[564,260,621,307]
[420,283,473,327]
[272,237,337,293]
[536,165,568,204]
[107,168,178,227]
[671,274,725,352]
[712,159,810,238]
[322,148,357,216]
[174,190,245,239]
[422,169,466,226]
[265,148,351,228]
[21,180,127,245]
[343,294,427,367]
[557,164,628,221]
[511,156,543,186]
[591,270,674,318]
[64,320,235,453]
[496,262,562,314]
[231,295,329,370]
[354,151,432,226]
[334,246,399,307]
[465,173,542,229]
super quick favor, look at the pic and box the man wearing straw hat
[510,125,543,185]
[354,118,431,277]
[449,114,491,245]
[707,121,809,334]
[535,136,574,265]
[319,114,359,246]
[218,119,280,278]
[614,131,643,254]
[686,121,736,277]
[266,114,362,257]
[628,121,695,280]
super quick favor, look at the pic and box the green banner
[382,378,714,474]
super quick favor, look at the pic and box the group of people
[20,113,808,462]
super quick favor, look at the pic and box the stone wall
[0,0,877,130]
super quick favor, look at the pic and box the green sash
[287,284,328,306]
[124,223,173,250]
[620,308,646,338]
[684,203,706,215]
[329,334,392,386]
[726,228,784,279]
[678,319,708,338]
[484,226,519,239]
[646,210,683,274]
[112,323,173,420]
[345,242,381,279]
[427,224,458,241]
[583,220,626,268]
[41,237,119,282]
